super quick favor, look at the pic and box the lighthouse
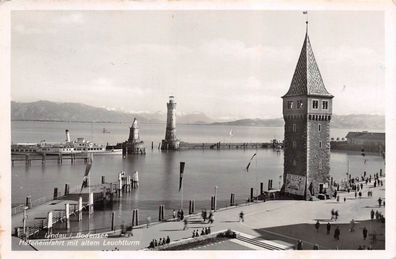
[128,118,140,143]
[161,96,180,150]
[282,22,334,199]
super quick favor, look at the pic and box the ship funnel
[65,129,71,142]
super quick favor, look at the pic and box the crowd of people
[201,209,215,224]
[192,227,211,238]
[148,236,171,248]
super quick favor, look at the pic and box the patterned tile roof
[283,33,333,98]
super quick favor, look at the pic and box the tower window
[297,100,303,109]
[318,124,321,132]
[287,101,294,109]
[292,124,297,132]
[312,100,319,109]
[322,101,329,110]
[319,141,322,148]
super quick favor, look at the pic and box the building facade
[282,24,334,199]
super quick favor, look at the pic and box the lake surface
[11,121,385,233]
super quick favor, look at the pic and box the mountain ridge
[11,100,385,129]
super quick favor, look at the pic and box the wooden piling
[210,196,215,210]
[132,209,139,227]
[260,182,264,195]
[64,184,69,196]
[151,141,154,150]
[47,211,53,235]
[101,176,105,184]
[111,211,115,231]
[159,205,165,221]
[53,188,58,200]
[89,192,94,215]
[230,193,235,206]
[25,195,32,209]
[78,196,83,221]
[65,203,70,229]
[250,188,254,202]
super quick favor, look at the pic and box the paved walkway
[13,177,385,251]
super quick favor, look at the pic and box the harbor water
[11,121,385,233]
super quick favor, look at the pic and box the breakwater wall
[178,141,277,150]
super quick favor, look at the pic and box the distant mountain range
[11,101,384,130]
[11,101,213,124]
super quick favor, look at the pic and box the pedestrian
[239,211,244,222]
[173,209,176,219]
[315,220,320,232]
[355,191,357,198]
[205,227,209,235]
[337,196,340,202]
[166,236,170,244]
[335,210,339,221]
[331,209,335,220]
[154,239,158,247]
[361,183,363,190]
[370,209,375,220]
[350,219,355,232]
[192,230,196,238]
[359,192,362,198]
[378,197,382,207]
[183,218,188,230]
[343,197,346,202]
[146,216,151,228]
[296,240,303,250]
[326,222,331,235]
[209,211,214,224]
[334,226,340,240]
[201,228,205,235]
[363,226,368,240]
[180,210,184,220]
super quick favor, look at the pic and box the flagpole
[180,184,183,210]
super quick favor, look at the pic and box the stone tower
[161,96,180,150]
[128,118,140,143]
[282,23,334,199]
[123,118,145,155]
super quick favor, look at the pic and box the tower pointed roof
[283,28,333,98]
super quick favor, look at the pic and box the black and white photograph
[1,1,395,258]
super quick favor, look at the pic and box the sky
[11,10,384,120]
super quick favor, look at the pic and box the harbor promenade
[13,177,385,251]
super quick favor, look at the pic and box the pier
[178,141,278,150]
[11,153,90,166]
[12,171,139,239]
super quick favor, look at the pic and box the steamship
[11,129,107,155]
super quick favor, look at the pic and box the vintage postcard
[1,1,395,259]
